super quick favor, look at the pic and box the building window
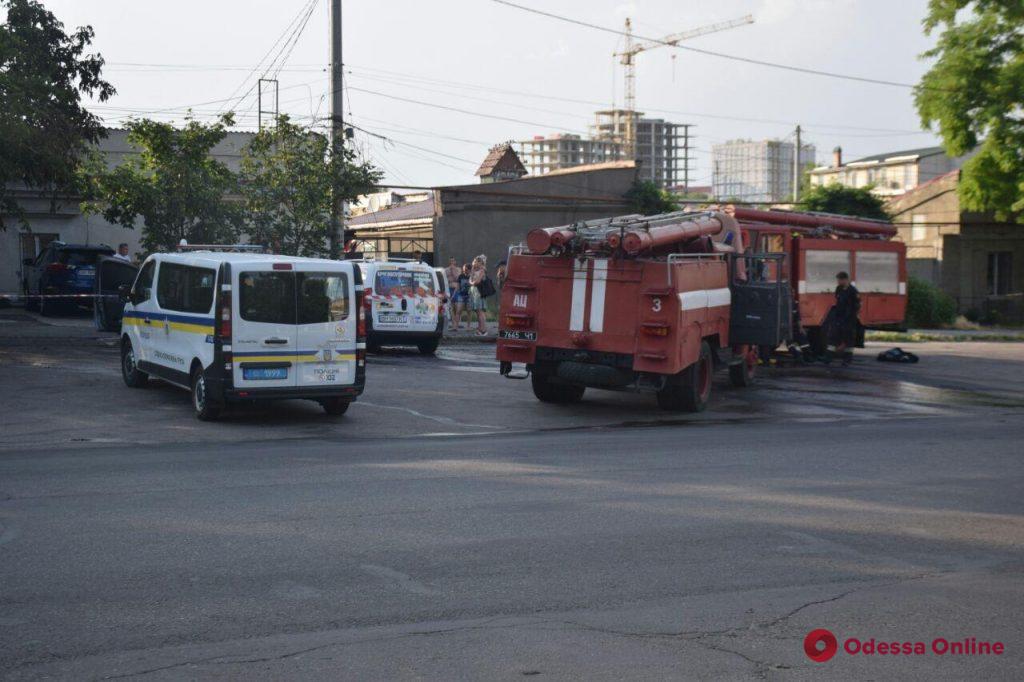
[987,252,1013,295]
[911,215,927,242]
[19,232,60,266]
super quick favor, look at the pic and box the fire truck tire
[657,341,712,412]
[531,371,585,404]
[729,347,757,387]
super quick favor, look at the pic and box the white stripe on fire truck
[588,259,608,333]
[678,287,731,311]
[569,260,587,331]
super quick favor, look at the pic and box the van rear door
[372,265,439,333]
[293,262,356,388]
[233,264,298,389]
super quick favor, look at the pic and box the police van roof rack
[176,242,268,253]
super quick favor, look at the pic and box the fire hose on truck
[497,208,907,412]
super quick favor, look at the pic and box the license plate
[500,329,536,341]
[379,313,408,324]
[243,367,288,380]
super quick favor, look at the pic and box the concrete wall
[433,163,637,272]
[942,220,1024,316]
[888,171,1024,321]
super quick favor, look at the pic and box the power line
[345,85,592,135]
[94,57,932,134]
[490,0,937,91]
[344,122,481,165]
[220,0,319,115]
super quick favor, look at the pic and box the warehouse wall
[433,163,637,271]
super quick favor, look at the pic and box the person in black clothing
[827,271,860,366]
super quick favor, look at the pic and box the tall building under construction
[711,139,817,202]
[517,110,691,190]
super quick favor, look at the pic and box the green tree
[0,0,115,228]
[800,183,891,220]
[626,180,678,215]
[915,0,1024,221]
[87,114,243,252]
[239,115,382,257]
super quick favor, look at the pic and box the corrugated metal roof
[348,194,435,226]
[849,146,945,164]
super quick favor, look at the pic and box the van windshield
[239,271,350,324]
[374,269,435,297]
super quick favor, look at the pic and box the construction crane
[614,15,754,158]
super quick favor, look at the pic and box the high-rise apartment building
[712,139,816,202]
[517,110,692,189]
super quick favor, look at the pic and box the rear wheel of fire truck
[531,368,585,404]
[729,346,757,387]
[657,341,713,412]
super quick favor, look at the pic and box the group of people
[442,256,507,336]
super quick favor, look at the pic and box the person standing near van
[449,263,471,331]
[496,260,508,292]
[468,255,489,336]
[444,256,460,322]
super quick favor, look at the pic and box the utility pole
[792,124,801,204]
[328,0,344,259]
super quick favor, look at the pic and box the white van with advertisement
[353,259,444,354]
[117,247,366,420]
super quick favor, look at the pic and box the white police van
[118,247,365,420]
[353,259,443,354]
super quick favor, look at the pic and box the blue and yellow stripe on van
[234,350,357,363]
[122,311,215,335]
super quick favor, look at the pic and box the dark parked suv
[22,242,115,315]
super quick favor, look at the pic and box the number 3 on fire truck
[651,297,662,312]
[513,293,528,308]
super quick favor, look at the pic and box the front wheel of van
[320,398,350,416]
[417,337,440,355]
[121,338,148,388]
[191,367,221,421]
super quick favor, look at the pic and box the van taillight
[218,290,232,339]
[356,291,366,339]
[356,349,365,368]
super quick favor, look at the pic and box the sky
[41,0,943,189]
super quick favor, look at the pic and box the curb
[441,335,497,346]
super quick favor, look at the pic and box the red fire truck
[496,207,907,412]
[729,207,907,353]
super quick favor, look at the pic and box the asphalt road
[1,310,1023,679]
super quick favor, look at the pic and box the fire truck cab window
[805,250,851,293]
[760,234,785,253]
